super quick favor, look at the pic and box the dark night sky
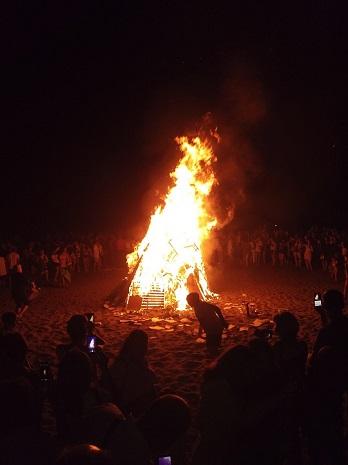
[1,1,348,236]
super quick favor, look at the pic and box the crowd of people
[209,226,348,296]
[0,235,136,314]
[0,288,348,464]
[0,234,135,286]
[212,226,347,277]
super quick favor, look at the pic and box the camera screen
[314,293,322,307]
[158,458,172,465]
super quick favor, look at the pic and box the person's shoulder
[203,301,220,312]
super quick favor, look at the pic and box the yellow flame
[127,136,218,310]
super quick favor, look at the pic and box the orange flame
[127,136,218,310]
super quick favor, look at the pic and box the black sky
[2,1,348,236]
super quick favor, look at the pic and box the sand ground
[0,265,344,434]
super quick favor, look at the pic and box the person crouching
[186,292,228,356]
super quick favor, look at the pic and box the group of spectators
[1,289,348,464]
[212,226,348,281]
[0,311,190,465]
[0,234,135,287]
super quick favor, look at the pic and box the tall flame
[127,136,218,310]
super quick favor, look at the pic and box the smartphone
[39,362,50,382]
[86,312,94,323]
[87,335,96,353]
[158,457,172,465]
[314,293,322,310]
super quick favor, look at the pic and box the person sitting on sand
[0,377,54,465]
[0,332,35,388]
[108,330,157,417]
[186,292,228,355]
[0,311,17,336]
[306,346,347,465]
[55,348,111,443]
[193,345,256,465]
[56,314,89,362]
[82,394,191,465]
[272,312,308,465]
[273,311,308,386]
[312,290,348,382]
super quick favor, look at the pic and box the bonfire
[126,135,219,311]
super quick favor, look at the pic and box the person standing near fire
[186,292,228,355]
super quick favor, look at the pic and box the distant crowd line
[213,226,348,281]
[0,234,134,287]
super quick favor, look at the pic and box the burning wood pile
[126,135,219,311]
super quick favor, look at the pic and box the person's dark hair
[137,394,191,453]
[205,344,254,393]
[56,444,113,465]
[274,311,300,341]
[186,292,200,307]
[119,329,148,362]
[67,314,88,344]
[1,311,16,329]
[323,289,345,320]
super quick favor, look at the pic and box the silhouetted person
[306,346,347,465]
[273,311,308,385]
[0,311,17,336]
[11,265,29,315]
[312,289,348,384]
[109,330,156,416]
[193,345,255,465]
[186,292,228,355]
[56,314,89,362]
[272,312,308,465]
[82,394,190,465]
[137,394,191,460]
[0,332,29,380]
[0,378,54,465]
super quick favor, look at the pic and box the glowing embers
[126,136,218,311]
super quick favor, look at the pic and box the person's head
[56,444,113,465]
[208,344,255,392]
[67,314,88,345]
[137,395,191,454]
[1,311,16,331]
[119,329,148,362]
[323,289,345,321]
[186,292,200,308]
[274,311,300,341]
[0,332,27,367]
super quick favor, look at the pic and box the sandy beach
[0,265,344,430]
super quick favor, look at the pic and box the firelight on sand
[127,136,219,310]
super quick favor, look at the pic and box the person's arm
[310,329,326,366]
[215,306,228,328]
[197,324,203,337]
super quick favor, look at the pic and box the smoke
[207,63,268,230]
